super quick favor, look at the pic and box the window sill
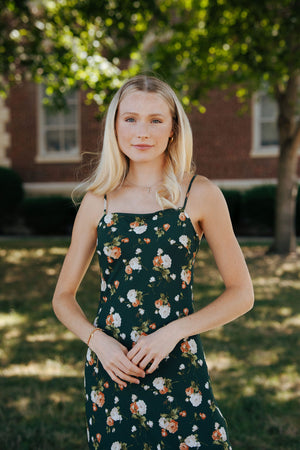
[35,154,82,164]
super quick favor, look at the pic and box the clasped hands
[93,324,179,388]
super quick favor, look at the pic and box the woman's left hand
[127,323,180,374]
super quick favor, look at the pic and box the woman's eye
[125,117,135,122]
[152,119,162,123]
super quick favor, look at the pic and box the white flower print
[170,273,176,280]
[179,234,189,247]
[205,382,209,389]
[136,399,147,415]
[139,308,145,315]
[149,276,155,282]
[179,364,185,370]
[188,338,197,354]
[167,396,174,402]
[129,257,142,270]
[161,254,171,268]
[159,304,171,319]
[133,225,147,234]
[112,313,121,328]
[157,248,163,255]
[111,443,122,450]
[110,407,122,422]
[153,377,165,390]
[127,289,137,302]
[147,421,153,427]
[136,248,142,254]
[130,330,139,342]
[152,214,158,220]
[190,392,202,407]
[175,295,180,301]
[101,279,107,291]
[131,425,137,432]
[104,213,113,224]
[184,434,201,448]
[159,417,168,429]
[170,239,176,245]
[114,396,119,404]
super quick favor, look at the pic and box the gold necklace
[124,179,163,193]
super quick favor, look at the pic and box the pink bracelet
[87,327,101,347]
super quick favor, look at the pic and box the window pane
[45,108,60,126]
[261,122,278,146]
[45,130,61,152]
[64,130,77,152]
[261,95,278,119]
[64,105,77,125]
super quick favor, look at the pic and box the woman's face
[115,91,174,165]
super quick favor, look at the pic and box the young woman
[52,75,254,450]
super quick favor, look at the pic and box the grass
[0,237,299,449]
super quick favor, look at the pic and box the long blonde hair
[74,75,194,208]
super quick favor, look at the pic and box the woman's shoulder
[190,174,221,196]
[188,174,226,212]
[77,191,106,224]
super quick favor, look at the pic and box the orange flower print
[155,299,163,308]
[199,413,206,419]
[181,268,191,284]
[125,265,132,274]
[96,433,102,442]
[161,429,168,437]
[106,314,114,326]
[153,255,163,267]
[130,221,140,228]
[179,212,186,221]
[121,237,129,243]
[159,386,169,395]
[144,238,151,244]
[92,403,97,411]
[180,341,191,353]
[107,256,113,263]
[130,402,139,414]
[183,308,189,315]
[91,390,105,408]
[132,299,140,307]
[88,357,94,365]
[103,296,107,302]
[167,419,178,434]
[182,282,186,289]
[114,280,119,289]
[185,386,194,396]
[179,444,189,450]
[106,416,114,426]
[149,323,156,330]
[179,410,187,417]
[212,429,222,441]
[163,223,170,231]
[110,246,121,259]
[104,382,109,389]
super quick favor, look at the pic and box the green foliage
[0,167,24,229]
[221,189,242,230]
[22,196,77,235]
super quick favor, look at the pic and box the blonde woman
[52,75,254,449]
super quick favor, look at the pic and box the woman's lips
[133,144,153,150]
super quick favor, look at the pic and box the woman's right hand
[90,331,146,388]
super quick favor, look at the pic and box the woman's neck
[126,161,165,187]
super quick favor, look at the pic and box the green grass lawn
[0,238,299,449]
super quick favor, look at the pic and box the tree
[135,0,300,254]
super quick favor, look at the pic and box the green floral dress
[85,176,232,449]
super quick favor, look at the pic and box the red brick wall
[6,83,300,184]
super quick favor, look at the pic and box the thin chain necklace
[124,178,163,193]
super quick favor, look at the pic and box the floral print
[85,176,232,449]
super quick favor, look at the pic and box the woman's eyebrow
[120,112,166,117]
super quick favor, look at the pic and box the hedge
[22,196,77,235]
[0,167,24,230]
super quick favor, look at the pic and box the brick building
[1,82,299,195]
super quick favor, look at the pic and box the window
[37,87,81,163]
[252,92,279,157]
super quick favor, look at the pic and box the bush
[0,167,24,229]
[221,190,242,232]
[22,196,77,235]
[240,186,276,236]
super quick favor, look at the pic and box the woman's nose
[137,122,150,139]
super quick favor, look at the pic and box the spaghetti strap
[183,174,197,209]
[103,194,107,214]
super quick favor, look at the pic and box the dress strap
[103,194,107,214]
[183,175,196,209]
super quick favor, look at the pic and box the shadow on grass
[0,239,299,449]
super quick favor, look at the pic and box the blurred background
[0,1,299,449]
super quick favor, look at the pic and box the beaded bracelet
[87,327,102,347]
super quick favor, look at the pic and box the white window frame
[36,85,81,163]
[251,92,279,157]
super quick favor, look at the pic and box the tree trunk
[274,74,300,254]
